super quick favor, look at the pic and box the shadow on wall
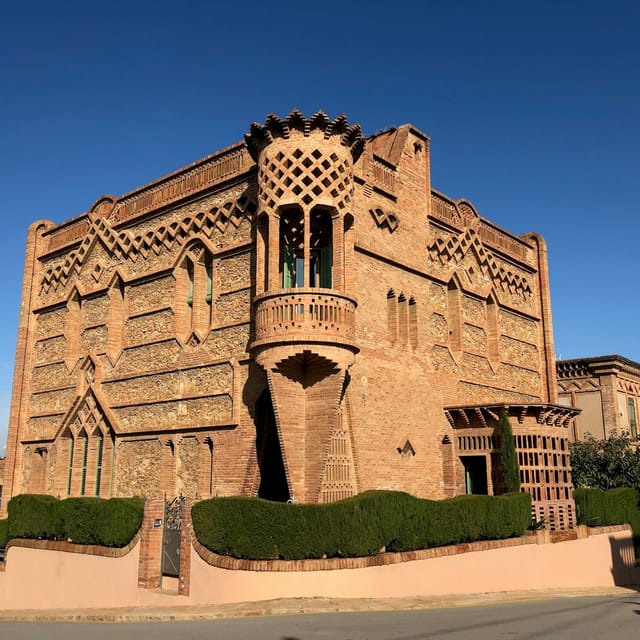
[609,535,640,588]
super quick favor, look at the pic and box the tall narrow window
[310,208,332,288]
[387,290,397,343]
[176,247,214,338]
[397,293,408,346]
[207,438,214,496]
[66,437,75,496]
[80,433,89,496]
[95,432,104,496]
[628,398,638,438]
[205,256,213,304]
[408,297,418,349]
[280,208,304,288]
[187,259,194,306]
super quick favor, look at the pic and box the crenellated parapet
[244,109,365,164]
[246,109,363,220]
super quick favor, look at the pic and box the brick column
[599,373,621,436]
[526,233,558,404]
[138,497,164,590]
[178,499,194,596]
[441,436,457,498]
[2,221,52,517]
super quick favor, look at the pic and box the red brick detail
[137,497,164,589]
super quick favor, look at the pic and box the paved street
[1,594,639,640]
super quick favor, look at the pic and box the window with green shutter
[628,397,638,438]
[280,208,304,288]
[283,244,295,288]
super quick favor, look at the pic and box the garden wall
[0,524,637,611]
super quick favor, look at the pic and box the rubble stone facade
[557,355,640,441]
[3,109,577,528]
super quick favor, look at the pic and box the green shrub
[8,494,64,541]
[570,435,640,492]
[499,413,521,493]
[574,487,639,527]
[92,497,144,547]
[0,518,8,549]
[192,490,532,561]
[6,495,144,547]
[575,487,640,556]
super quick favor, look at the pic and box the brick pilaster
[137,497,164,590]
[178,499,194,596]
[2,221,52,516]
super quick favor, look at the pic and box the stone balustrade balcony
[251,289,357,351]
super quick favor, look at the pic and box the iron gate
[162,495,185,578]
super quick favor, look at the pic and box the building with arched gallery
[2,109,578,529]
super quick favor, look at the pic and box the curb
[0,587,636,623]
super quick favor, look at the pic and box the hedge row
[574,487,640,535]
[0,519,8,549]
[6,495,144,547]
[192,490,532,561]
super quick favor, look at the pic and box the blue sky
[1,0,638,455]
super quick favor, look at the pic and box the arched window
[176,245,214,337]
[397,293,408,346]
[387,289,397,342]
[408,297,417,348]
[279,207,333,289]
[58,397,115,498]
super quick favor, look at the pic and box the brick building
[557,355,640,441]
[2,109,577,528]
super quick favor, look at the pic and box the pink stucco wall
[187,528,639,604]
[0,528,637,610]
[0,543,177,610]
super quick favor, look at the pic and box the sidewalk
[0,586,636,622]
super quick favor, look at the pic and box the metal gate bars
[162,495,185,578]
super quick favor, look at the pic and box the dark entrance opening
[255,390,290,502]
[162,495,184,578]
[461,455,488,495]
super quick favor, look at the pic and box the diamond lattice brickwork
[40,195,257,293]
[259,147,352,212]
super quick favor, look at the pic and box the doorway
[255,390,290,502]
[461,456,488,495]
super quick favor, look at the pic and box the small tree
[499,412,521,493]
[570,434,640,491]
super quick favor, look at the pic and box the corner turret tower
[245,110,365,503]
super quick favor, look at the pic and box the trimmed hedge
[192,490,532,561]
[575,487,640,532]
[575,487,640,557]
[0,518,8,549]
[6,495,144,547]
